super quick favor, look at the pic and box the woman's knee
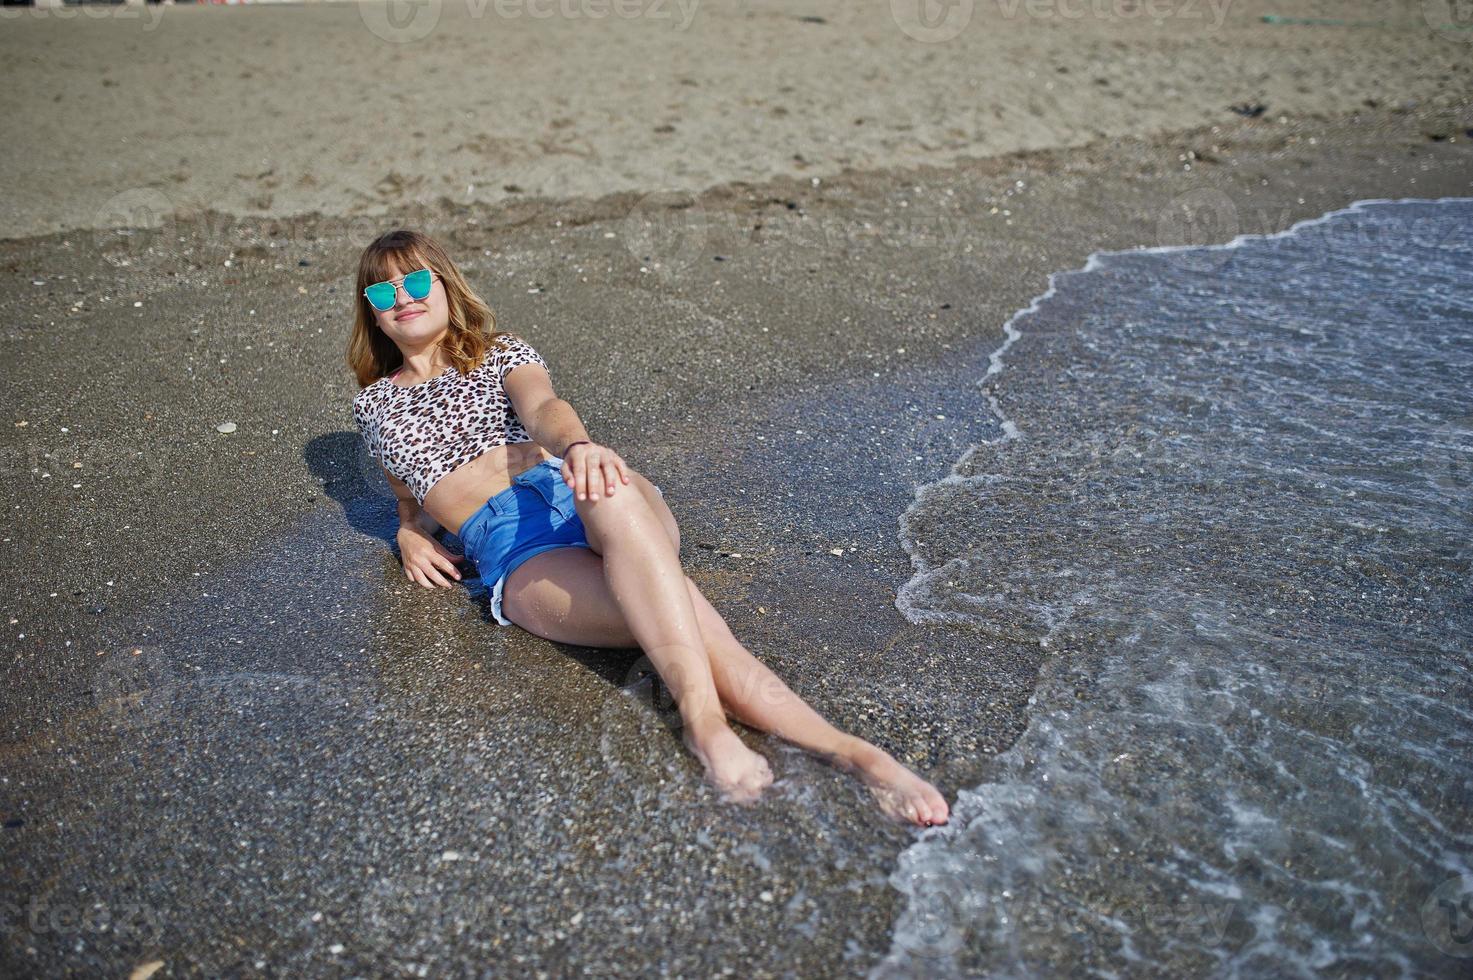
[578,469,678,553]
[639,474,680,553]
[611,468,678,553]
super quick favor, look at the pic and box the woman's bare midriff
[421,441,555,538]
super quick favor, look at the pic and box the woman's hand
[562,441,631,501]
[397,527,467,588]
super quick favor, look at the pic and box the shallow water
[878,199,1473,977]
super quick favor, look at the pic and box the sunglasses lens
[365,282,396,310]
[405,268,433,300]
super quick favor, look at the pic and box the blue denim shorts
[455,456,662,627]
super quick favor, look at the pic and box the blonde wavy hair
[346,228,516,388]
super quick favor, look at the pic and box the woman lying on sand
[347,229,949,827]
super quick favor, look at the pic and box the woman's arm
[384,466,463,588]
[507,363,591,458]
[506,363,631,500]
[387,470,441,537]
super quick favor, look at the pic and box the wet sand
[2,1,1473,975]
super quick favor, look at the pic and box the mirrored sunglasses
[364,267,437,312]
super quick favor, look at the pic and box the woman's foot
[682,717,775,804]
[839,739,951,828]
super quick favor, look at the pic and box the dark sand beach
[2,1,1471,975]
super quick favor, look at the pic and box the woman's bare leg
[571,486,774,803]
[505,470,943,823]
[682,578,951,827]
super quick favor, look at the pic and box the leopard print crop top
[353,333,550,505]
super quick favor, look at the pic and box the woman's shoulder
[354,377,390,401]
[353,378,391,416]
[489,330,537,354]
[488,331,547,371]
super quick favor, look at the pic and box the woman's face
[371,257,450,351]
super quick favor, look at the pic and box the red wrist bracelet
[561,440,591,457]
